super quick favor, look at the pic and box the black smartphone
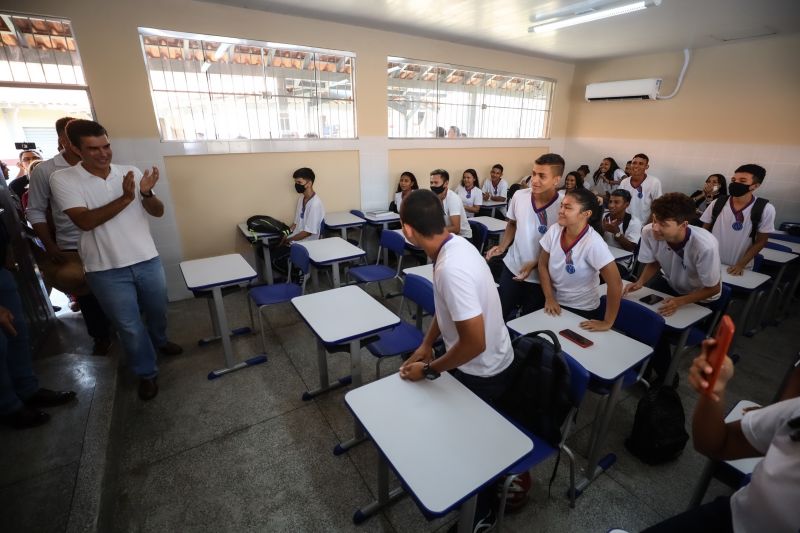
[639,294,664,305]
[14,142,36,150]
[559,328,593,348]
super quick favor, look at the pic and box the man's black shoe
[24,388,77,408]
[1,406,51,429]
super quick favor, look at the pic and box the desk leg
[731,289,757,353]
[301,339,351,401]
[760,263,787,327]
[382,223,390,266]
[311,266,320,292]
[664,328,691,388]
[340,228,347,240]
[331,261,341,288]
[206,287,267,380]
[334,340,368,454]
[575,377,622,494]
[260,240,274,285]
[352,454,406,524]
[198,296,252,346]
[778,269,800,320]
[457,495,478,533]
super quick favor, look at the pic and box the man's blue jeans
[86,256,168,379]
[0,268,39,415]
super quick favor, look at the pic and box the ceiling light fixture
[529,0,660,33]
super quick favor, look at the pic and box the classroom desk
[180,254,266,379]
[403,264,433,283]
[363,211,401,265]
[238,222,282,285]
[721,265,770,351]
[346,372,533,531]
[469,215,507,235]
[599,284,711,385]
[608,246,634,261]
[297,237,366,290]
[768,238,800,254]
[392,229,425,253]
[324,211,366,242]
[291,285,400,451]
[507,308,651,495]
[757,247,797,327]
[480,199,507,218]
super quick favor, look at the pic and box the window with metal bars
[139,28,356,142]
[387,58,554,139]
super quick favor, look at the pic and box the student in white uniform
[618,153,662,224]
[537,188,622,330]
[456,168,483,218]
[642,341,800,533]
[481,163,508,218]
[485,153,565,320]
[590,157,625,201]
[624,192,721,383]
[272,167,325,274]
[392,171,418,213]
[602,189,642,277]
[429,169,472,239]
[700,164,775,275]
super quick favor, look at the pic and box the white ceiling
[202,0,800,61]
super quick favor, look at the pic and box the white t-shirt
[442,189,472,238]
[540,224,614,311]
[394,191,407,213]
[49,163,159,272]
[602,213,643,249]
[433,235,513,377]
[482,178,508,199]
[590,168,625,196]
[638,224,721,298]
[699,196,776,269]
[503,189,564,282]
[26,152,83,249]
[456,185,483,218]
[619,175,662,223]
[732,397,800,533]
[290,194,325,241]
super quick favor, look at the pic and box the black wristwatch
[141,189,155,198]
[423,362,440,380]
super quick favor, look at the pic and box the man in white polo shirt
[618,153,662,224]
[429,169,472,239]
[50,120,181,401]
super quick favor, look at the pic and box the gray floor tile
[0,461,78,533]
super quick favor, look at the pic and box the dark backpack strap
[749,198,769,243]
[709,195,727,229]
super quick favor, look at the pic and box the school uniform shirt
[699,196,776,269]
[618,175,662,223]
[433,235,513,377]
[602,213,642,250]
[503,189,564,282]
[731,396,800,533]
[456,185,483,218]
[26,152,82,250]
[290,194,325,241]
[590,168,625,197]
[442,188,472,238]
[394,191,408,213]
[482,178,509,216]
[49,163,159,273]
[539,224,614,311]
[637,224,721,298]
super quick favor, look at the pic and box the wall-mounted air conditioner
[585,78,662,101]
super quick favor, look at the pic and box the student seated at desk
[481,163,508,218]
[618,153,662,224]
[602,189,642,277]
[398,189,514,532]
[391,171,418,213]
[700,164,775,276]
[272,167,325,274]
[624,192,721,382]
[429,169,472,239]
[456,168,483,218]
[533,188,622,330]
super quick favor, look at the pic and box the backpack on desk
[246,215,290,239]
[709,195,769,243]
[625,386,689,465]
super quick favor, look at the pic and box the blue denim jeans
[0,268,39,415]
[86,256,168,379]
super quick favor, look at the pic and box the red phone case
[559,328,593,348]
[704,315,735,395]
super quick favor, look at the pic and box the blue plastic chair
[365,273,435,378]
[248,244,310,354]
[468,219,489,253]
[496,354,591,528]
[684,283,733,348]
[347,228,406,297]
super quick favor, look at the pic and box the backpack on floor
[625,386,689,465]
[246,215,290,239]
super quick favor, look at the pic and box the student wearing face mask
[271,168,325,275]
[700,164,775,276]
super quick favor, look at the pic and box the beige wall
[567,33,800,144]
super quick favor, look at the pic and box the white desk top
[724,400,762,474]
[180,254,257,290]
[771,230,787,235]
[721,265,771,290]
[760,246,797,264]
[291,285,399,344]
[608,246,634,260]
[482,199,507,208]
[768,238,800,254]
[507,308,652,381]
[345,372,533,514]
[324,211,365,227]
[598,284,710,330]
[237,222,281,239]
[403,264,433,283]
[297,237,365,265]
[363,211,400,223]
[470,216,507,233]
[392,229,423,250]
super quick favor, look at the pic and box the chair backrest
[753,253,763,272]
[564,355,590,407]
[765,241,792,252]
[289,243,311,276]
[468,220,488,252]
[380,227,407,256]
[404,273,435,315]
[599,295,665,348]
[350,209,366,219]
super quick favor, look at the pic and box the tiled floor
[3,278,798,533]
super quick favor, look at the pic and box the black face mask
[430,185,446,195]
[728,182,751,197]
[294,183,306,194]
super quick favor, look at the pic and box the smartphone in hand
[559,328,594,348]
[639,294,664,305]
[704,315,735,395]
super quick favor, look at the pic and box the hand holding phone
[703,315,735,396]
[559,328,593,348]
[639,294,664,306]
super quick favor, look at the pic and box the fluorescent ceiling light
[529,0,659,33]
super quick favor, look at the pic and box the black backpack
[497,330,572,447]
[709,195,769,243]
[625,386,689,465]
[246,215,290,238]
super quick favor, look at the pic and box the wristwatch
[423,362,440,380]
[141,189,155,198]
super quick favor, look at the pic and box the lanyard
[729,196,755,231]
[465,186,474,199]
[667,227,692,268]
[559,224,590,274]
[634,176,647,199]
[532,191,559,235]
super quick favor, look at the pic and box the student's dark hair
[610,188,632,204]
[561,171,583,191]
[650,192,696,224]
[626,160,632,165]
[430,168,449,182]
[566,188,603,234]
[492,163,504,173]
[734,164,766,184]
[592,157,621,185]
[395,171,419,192]
[66,119,107,149]
[400,189,446,237]
[577,164,591,176]
[461,168,479,188]
[293,167,315,182]
[434,126,446,138]
[707,173,728,195]
[633,153,650,163]
[55,116,77,136]
[534,153,565,178]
